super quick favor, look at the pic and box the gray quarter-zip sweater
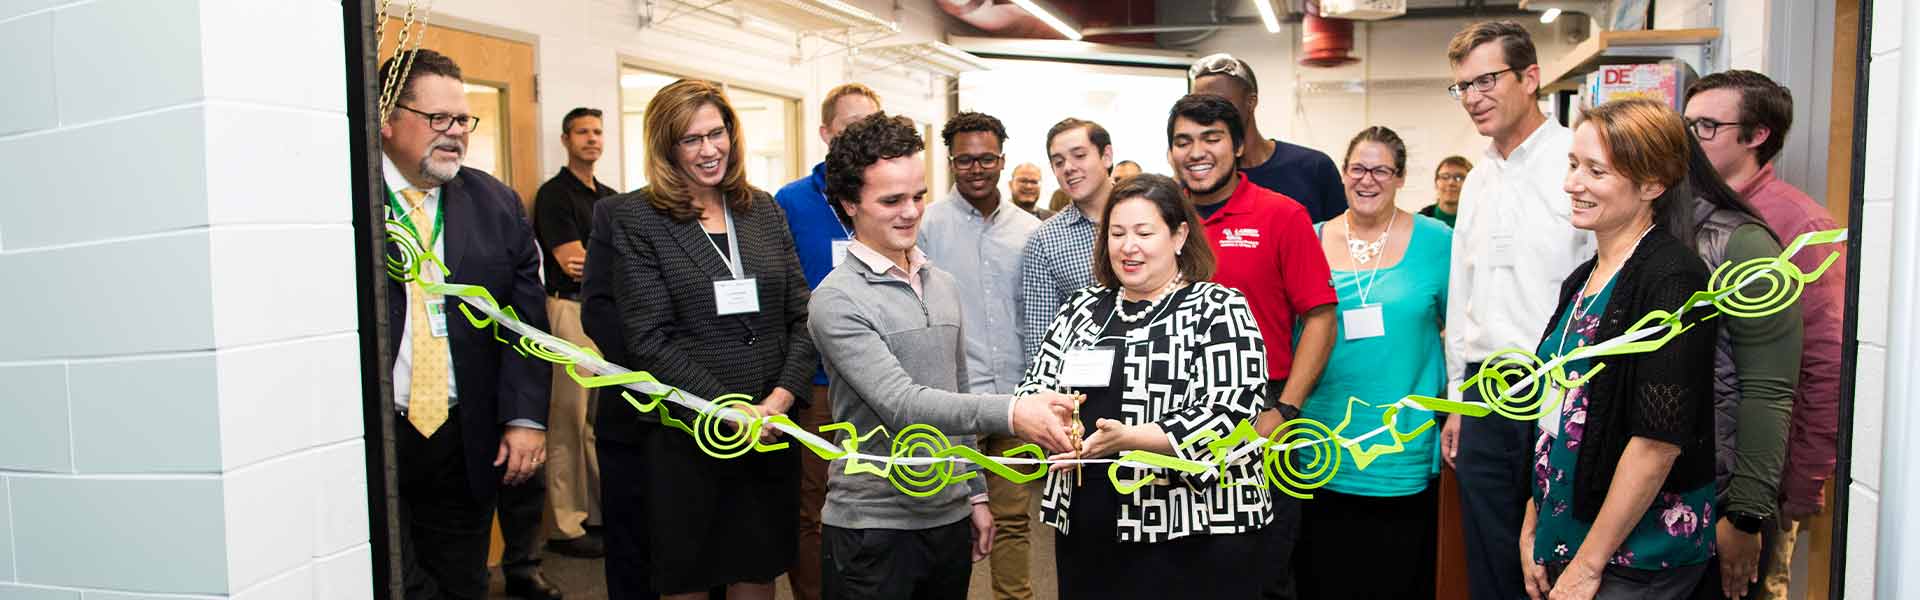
[808,251,1015,531]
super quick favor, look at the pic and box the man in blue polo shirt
[1189,52,1347,223]
[773,81,881,600]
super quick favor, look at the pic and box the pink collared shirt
[847,238,931,299]
[1737,163,1845,516]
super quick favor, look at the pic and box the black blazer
[1539,226,1716,522]
[582,188,814,443]
[384,167,550,501]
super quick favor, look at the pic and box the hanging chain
[374,0,436,124]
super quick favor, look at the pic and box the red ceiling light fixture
[1299,1,1359,68]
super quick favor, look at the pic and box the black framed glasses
[1685,117,1750,141]
[676,126,730,152]
[394,104,480,133]
[1446,66,1520,100]
[949,153,1004,170]
[1345,164,1399,182]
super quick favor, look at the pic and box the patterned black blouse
[1016,281,1274,542]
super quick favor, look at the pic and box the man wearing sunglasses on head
[1438,21,1597,600]
[1188,53,1347,224]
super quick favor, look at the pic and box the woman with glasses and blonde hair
[1519,97,1718,600]
[592,78,816,600]
[1290,126,1453,599]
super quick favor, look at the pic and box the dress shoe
[504,569,564,600]
[545,531,606,558]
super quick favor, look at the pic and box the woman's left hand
[751,388,797,443]
[1547,560,1603,600]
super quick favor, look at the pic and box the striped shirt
[1018,203,1098,370]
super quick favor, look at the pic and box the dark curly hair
[825,112,925,230]
[941,111,1007,148]
[1166,93,1245,152]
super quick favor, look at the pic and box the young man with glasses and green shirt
[916,111,1043,600]
[1438,21,1597,600]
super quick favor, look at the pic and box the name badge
[831,239,852,266]
[714,278,761,315]
[1060,347,1117,388]
[1342,304,1386,340]
[1486,232,1516,268]
[427,301,450,338]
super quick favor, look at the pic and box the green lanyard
[388,189,445,251]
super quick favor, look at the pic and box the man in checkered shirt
[1018,118,1117,369]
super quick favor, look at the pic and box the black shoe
[545,532,606,558]
[504,569,565,600]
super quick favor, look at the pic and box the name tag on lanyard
[714,278,761,315]
[1060,347,1116,388]
[1342,304,1385,340]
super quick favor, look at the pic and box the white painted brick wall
[1849,0,1904,596]
[0,0,363,597]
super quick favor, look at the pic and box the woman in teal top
[1292,126,1450,599]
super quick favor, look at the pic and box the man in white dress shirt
[1439,21,1597,600]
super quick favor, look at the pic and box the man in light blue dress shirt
[917,111,1042,600]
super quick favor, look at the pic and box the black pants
[599,437,659,600]
[1295,487,1438,599]
[821,519,973,600]
[1548,561,1706,600]
[1261,378,1301,600]
[496,459,548,578]
[398,408,494,600]
[1454,363,1536,600]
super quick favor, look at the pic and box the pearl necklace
[1343,209,1397,264]
[1115,275,1185,322]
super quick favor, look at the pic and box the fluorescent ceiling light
[1008,0,1082,41]
[1254,0,1281,33]
[1540,8,1562,23]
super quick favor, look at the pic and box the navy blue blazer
[384,166,550,501]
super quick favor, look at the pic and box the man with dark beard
[379,48,551,599]
[1165,93,1336,600]
[917,111,1042,600]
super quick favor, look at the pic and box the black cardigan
[1540,227,1718,522]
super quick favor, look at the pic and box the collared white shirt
[846,238,930,298]
[383,154,459,410]
[918,189,1041,395]
[1445,120,1597,394]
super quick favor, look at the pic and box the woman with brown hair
[1020,174,1272,600]
[594,78,815,600]
[1519,97,1717,600]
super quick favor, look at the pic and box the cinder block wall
[0,1,368,597]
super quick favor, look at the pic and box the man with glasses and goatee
[1438,21,1595,600]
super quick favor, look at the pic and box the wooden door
[382,20,541,215]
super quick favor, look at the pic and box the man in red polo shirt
[1166,92,1336,600]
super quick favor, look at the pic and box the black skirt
[631,421,800,594]
[1293,487,1439,600]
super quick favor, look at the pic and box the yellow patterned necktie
[401,188,451,437]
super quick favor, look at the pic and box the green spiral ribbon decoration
[381,219,1845,499]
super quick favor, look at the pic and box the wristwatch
[1276,402,1302,422]
[1725,510,1765,534]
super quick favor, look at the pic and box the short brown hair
[821,83,882,126]
[1092,174,1215,288]
[378,48,462,110]
[643,79,757,222]
[1436,155,1474,177]
[1343,126,1408,176]
[1448,21,1539,97]
[1685,70,1794,165]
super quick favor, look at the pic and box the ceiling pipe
[1082,4,1536,36]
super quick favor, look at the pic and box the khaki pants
[544,297,602,540]
[983,433,1037,600]
[791,385,833,600]
[1759,517,1803,599]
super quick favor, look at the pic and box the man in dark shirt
[1189,53,1348,223]
[527,107,615,571]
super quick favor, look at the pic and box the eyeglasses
[677,126,730,152]
[950,153,1004,170]
[1345,164,1399,182]
[1685,117,1750,141]
[395,104,480,133]
[1446,66,1520,100]
[1436,173,1467,183]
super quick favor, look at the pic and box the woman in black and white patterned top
[1018,174,1272,600]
